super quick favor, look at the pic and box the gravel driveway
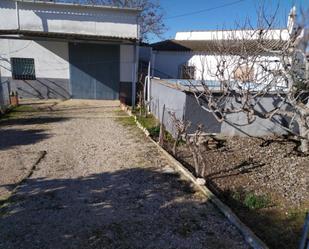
[0,100,249,249]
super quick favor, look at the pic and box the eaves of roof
[151,39,286,55]
[0,30,137,43]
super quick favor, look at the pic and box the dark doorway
[69,43,120,100]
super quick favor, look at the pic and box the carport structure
[0,0,140,105]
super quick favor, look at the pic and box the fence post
[159,104,165,146]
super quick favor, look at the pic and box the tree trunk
[172,131,180,156]
[188,143,199,176]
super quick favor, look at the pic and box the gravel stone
[0,100,249,249]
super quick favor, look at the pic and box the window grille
[11,58,36,80]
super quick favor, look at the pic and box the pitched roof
[151,39,286,55]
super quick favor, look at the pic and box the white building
[0,0,140,105]
[151,29,287,82]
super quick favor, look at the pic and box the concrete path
[0,100,249,249]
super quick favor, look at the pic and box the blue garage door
[69,43,120,100]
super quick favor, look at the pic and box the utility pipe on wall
[15,1,20,31]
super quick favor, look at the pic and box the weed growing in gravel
[228,188,271,210]
[136,114,158,130]
[243,193,270,210]
[115,116,136,126]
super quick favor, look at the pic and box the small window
[11,58,36,80]
[180,65,195,79]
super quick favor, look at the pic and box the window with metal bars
[11,58,36,80]
[180,65,195,79]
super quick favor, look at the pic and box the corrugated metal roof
[151,39,286,55]
[0,30,137,42]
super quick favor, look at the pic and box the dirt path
[0,100,249,249]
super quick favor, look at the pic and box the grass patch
[136,114,158,130]
[229,189,271,210]
[118,107,175,141]
[135,114,176,142]
[135,113,163,138]
[115,116,136,127]
[243,193,270,210]
[0,105,36,120]
[113,109,128,117]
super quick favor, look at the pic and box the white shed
[151,30,287,81]
[0,0,140,105]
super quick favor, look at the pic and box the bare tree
[186,6,309,152]
[169,112,208,177]
[54,0,165,41]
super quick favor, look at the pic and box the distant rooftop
[151,39,286,55]
[175,29,290,41]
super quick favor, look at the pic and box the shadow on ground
[0,114,70,150]
[0,116,70,127]
[0,129,51,150]
[0,168,246,249]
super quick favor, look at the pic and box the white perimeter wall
[0,39,70,79]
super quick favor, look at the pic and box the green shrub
[148,126,160,138]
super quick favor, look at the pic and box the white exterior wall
[0,0,139,39]
[0,40,136,82]
[153,51,282,84]
[188,53,283,83]
[0,0,18,30]
[0,39,69,79]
